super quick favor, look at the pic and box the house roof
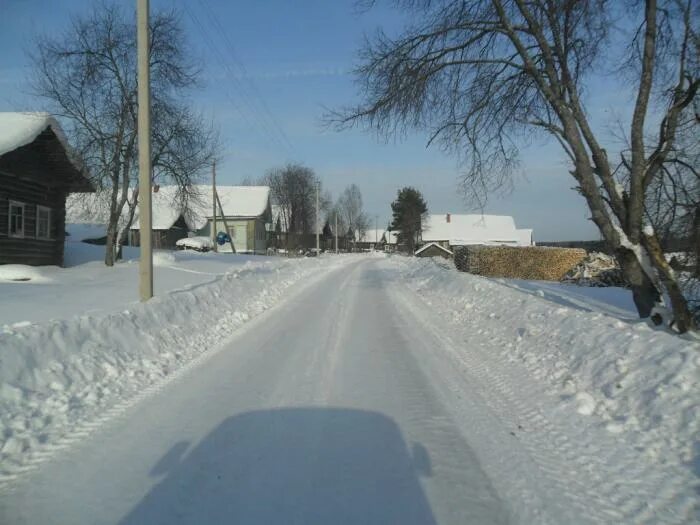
[422,214,521,245]
[68,185,270,231]
[0,112,92,191]
[131,185,271,231]
[0,112,65,156]
[415,242,453,256]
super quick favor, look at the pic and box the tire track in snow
[385,260,694,524]
[385,270,622,523]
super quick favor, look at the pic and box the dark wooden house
[0,113,93,266]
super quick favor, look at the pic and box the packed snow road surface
[0,257,697,524]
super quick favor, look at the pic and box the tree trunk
[104,220,118,267]
[616,248,660,318]
[694,206,700,277]
[642,232,695,332]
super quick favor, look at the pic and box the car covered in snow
[175,236,214,252]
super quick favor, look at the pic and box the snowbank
[0,255,351,482]
[390,257,699,512]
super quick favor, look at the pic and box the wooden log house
[0,113,93,266]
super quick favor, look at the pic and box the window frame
[8,200,26,238]
[36,205,52,240]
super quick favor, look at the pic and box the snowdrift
[391,256,699,512]
[0,256,347,482]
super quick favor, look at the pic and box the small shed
[415,242,453,259]
[0,112,93,266]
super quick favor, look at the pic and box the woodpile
[561,252,629,287]
[454,245,586,281]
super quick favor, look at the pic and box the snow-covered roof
[422,214,521,246]
[0,112,90,188]
[0,112,64,156]
[415,242,453,256]
[69,185,270,231]
[130,185,270,231]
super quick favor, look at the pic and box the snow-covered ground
[1,243,266,326]
[0,254,697,524]
[495,277,637,319]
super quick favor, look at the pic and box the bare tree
[262,163,326,250]
[336,184,370,250]
[30,2,218,266]
[333,0,698,332]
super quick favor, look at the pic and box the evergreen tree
[390,187,428,253]
[322,220,333,240]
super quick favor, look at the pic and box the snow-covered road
[0,257,696,524]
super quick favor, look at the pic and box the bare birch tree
[333,0,698,332]
[30,3,218,266]
[263,164,326,250]
[336,184,370,250]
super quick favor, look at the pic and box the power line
[197,0,297,156]
[182,2,293,156]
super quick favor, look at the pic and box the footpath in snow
[0,250,356,485]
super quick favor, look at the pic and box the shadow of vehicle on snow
[120,408,436,525]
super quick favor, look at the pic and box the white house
[68,185,271,253]
[420,213,533,249]
[132,185,271,253]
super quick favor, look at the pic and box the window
[36,206,52,239]
[9,201,25,237]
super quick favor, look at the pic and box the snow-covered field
[1,243,266,326]
[0,252,697,523]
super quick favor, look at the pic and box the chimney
[446,213,451,223]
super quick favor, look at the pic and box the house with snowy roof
[0,112,93,266]
[419,213,534,253]
[68,185,271,253]
[128,185,271,253]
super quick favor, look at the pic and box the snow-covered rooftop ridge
[0,112,68,157]
[422,213,528,246]
[415,242,453,256]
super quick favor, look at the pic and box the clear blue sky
[1,0,638,241]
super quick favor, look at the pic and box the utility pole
[315,181,320,255]
[335,212,338,254]
[212,161,217,253]
[375,215,378,246]
[137,0,153,301]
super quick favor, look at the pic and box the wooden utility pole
[137,0,153,301]
[335,212,338,254]
[214,189,237,254]
[316,181,320,254]
[212,161,218,252]
[375,215,378,246]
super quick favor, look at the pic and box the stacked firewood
[453,245,587,281]
[561,252,628,287]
